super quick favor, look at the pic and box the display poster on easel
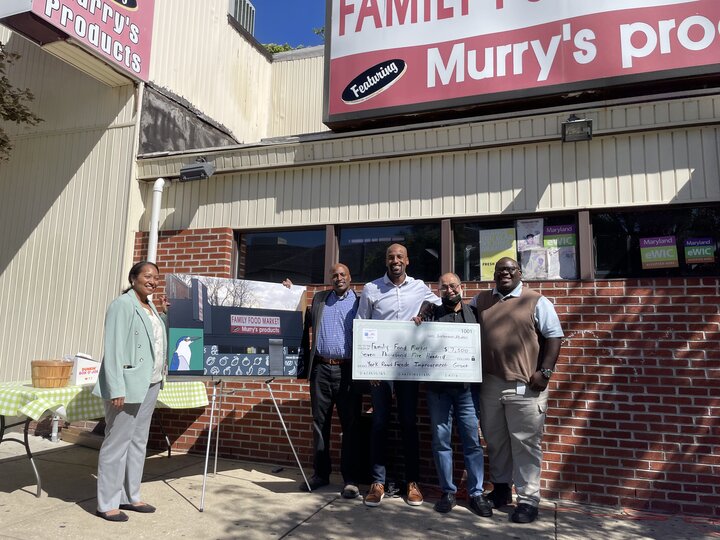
[165,275,306,378]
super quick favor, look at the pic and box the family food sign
[325,0,720,126]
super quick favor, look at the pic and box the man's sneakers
[406,481,424,506]
[364,482,385,507]
[511,503,539,523]
[434,492,456,513]
[486,482,513,508]
[341,483,360,499]
[298,475,329,492]
[469,494,494,517]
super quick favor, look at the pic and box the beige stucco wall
[268,47,327,138]
[0,28,138,381]
[148,0,273,144]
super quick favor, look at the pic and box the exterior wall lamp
[561,114,593,142]
[179,157,216,182]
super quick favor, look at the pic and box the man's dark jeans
[369,380,419,484]
[310,362,362,483]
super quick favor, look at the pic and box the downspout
[147,178,165,263]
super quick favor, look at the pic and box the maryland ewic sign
[324,0,720,127]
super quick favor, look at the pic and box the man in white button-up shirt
[356,244,440,508]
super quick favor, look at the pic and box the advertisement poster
[517,219,544,251]
[479,228,516,281]
[547,247,578,279]
[520,248,547,279]
[165,275,305,378]
[640,236,679,269]
[684,237,715,264]
[544,224,577,248]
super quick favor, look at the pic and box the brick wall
[134,228,235,277]
[138,229,720,517]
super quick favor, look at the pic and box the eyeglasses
[439,283,461,291]
[494,267,519,275]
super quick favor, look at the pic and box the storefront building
[1,1,718,516]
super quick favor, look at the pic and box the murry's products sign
[1,0,154,81]
[324,0,720,126]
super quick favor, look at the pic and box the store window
[593,206,720,278]
[454,215,579,282]
[339,223,441,283]
[236,229,325,284]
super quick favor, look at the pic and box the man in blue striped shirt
[297,263,362,499]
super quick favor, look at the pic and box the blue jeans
[370,380,419,484]
[427,385,485,496]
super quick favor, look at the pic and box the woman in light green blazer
[93,261,167,522]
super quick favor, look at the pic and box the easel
[199,377,310,512]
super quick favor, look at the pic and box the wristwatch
[539,368,554,380]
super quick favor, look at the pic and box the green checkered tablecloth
[0,381,209,421]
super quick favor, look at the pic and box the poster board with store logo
[165,275,306,378]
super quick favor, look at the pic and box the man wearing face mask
[415,273,493,517]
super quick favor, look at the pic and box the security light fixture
[561,114,593,142]
[179,157,216,182]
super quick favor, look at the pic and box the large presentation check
[352,320,482,382]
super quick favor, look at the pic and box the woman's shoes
[119,503,156,513]
[95,510,129,522]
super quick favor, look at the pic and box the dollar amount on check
[352,320,482,382]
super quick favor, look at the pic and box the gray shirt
[356,273,441,321]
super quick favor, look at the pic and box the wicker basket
[31,360,73,388]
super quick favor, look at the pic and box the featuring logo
[342,59,406,105]
[111,0,138,10]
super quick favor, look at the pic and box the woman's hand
[111,397,125,410]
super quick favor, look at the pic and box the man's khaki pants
[479,374,548,507]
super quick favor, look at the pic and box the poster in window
[520,248,547,279]
[479,228,516,281]
[640,236,679,269]
[684,238,715,264]
[544,225,576,248]
[517,219,543,252]
[548,247,578,279]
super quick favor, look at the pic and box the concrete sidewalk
[1,433,718,539]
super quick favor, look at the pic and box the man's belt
[316,355,350,365]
